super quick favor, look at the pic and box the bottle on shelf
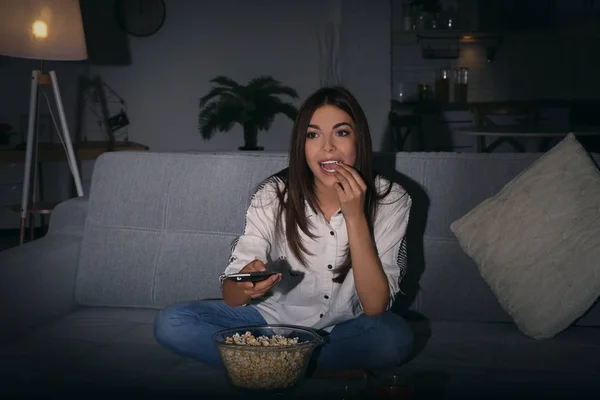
[435,67,451,103]
[454,67,469,103]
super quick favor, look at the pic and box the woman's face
[304,105,357,192]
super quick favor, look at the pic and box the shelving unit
[393,30,495,43]
[392,30,503,61]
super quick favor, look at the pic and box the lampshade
[0,0,87,61]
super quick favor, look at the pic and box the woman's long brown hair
[269,86,392,283]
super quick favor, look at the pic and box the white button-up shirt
[222,174,411,333]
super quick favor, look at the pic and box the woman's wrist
[222,280,251,307]
[345,213,369,233]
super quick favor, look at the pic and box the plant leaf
[247,75,280,89]
[198,96,244,140]
[247,76,299,99]
[209,75,242,89]
[251,97,298,131]
[199,86,239,109]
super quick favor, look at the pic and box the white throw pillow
[450,134,600,340]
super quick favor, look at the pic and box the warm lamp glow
[32,20,48,39]
[0,0,87,61]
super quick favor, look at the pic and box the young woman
[154,86,413,372]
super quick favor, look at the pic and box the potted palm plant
[198,76,299,150]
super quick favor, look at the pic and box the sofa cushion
[0,307,182,394]
[402,320,600,398]
[75,152,288,308]
[2,308,599,397]
[450,134,600,339]
[0,307,398,397]
[0,307,257,396]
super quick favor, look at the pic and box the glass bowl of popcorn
[212,325,325,393]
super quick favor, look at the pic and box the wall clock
[114,0,166,37]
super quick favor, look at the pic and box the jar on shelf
[412,5,427,31]
[401,2,413,31]
[418,83,432,102]
[453,67,469,103]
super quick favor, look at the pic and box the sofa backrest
[75,152,288,308]
[373,151,600,327]
[74,150,600,327]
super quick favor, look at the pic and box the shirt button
[324,295,329,299]
[330,231,335,236]
[319,314,323,318]
[327,265,333,270]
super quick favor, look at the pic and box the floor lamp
[0,0,87,244]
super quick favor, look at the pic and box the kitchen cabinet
[477,0,557,33]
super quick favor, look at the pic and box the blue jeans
[154,300,413,370]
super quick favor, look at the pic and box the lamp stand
[19,70,84,244]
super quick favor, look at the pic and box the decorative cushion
[450,134,600,340]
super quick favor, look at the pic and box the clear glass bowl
[212,324,325,393]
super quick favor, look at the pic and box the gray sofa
[1,150,599,399]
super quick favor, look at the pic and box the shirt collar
[304,199,343,220]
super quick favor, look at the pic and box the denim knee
[153,301,191,346]
[153,305,172,345]
[372,312,414,367]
